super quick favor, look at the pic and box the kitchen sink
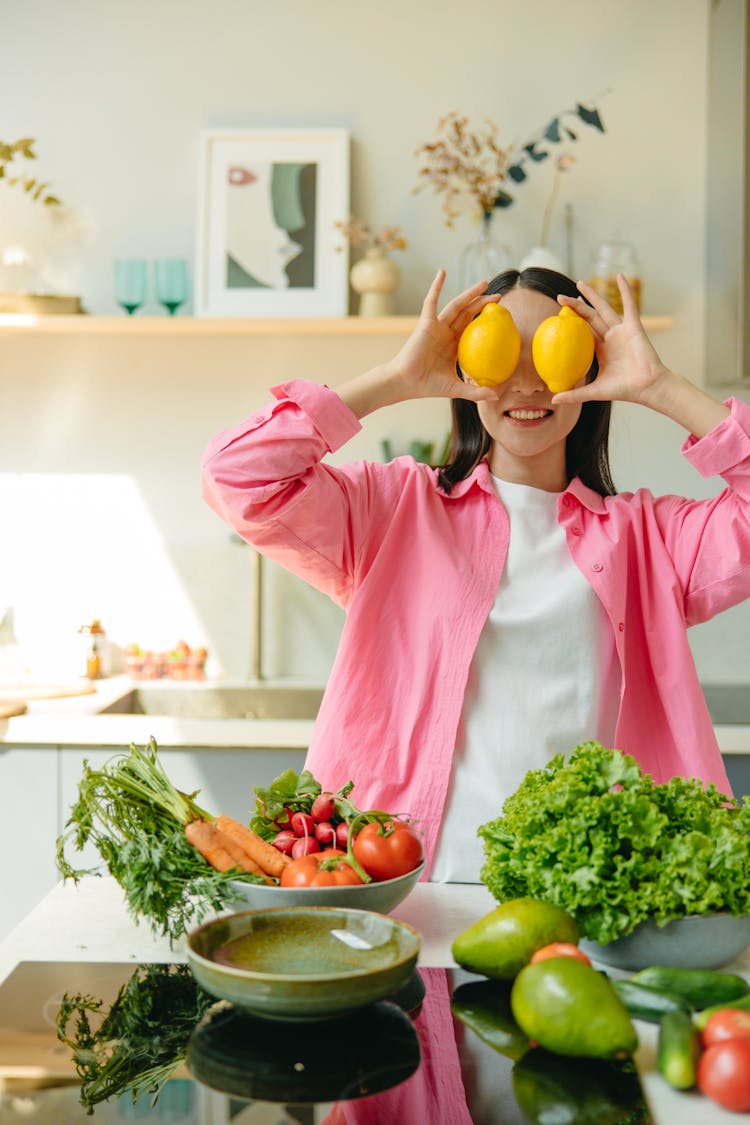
[99,684,324,721]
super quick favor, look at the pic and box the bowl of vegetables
[56,746,424,942]
[224,769,426,914]
[186,905,421,1021]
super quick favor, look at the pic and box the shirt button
[592,562,603,572]
[571,527,582,536]
[618,621,625,632]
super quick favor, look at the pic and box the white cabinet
[0,745,59,942]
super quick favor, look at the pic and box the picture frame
[195,128,350,318]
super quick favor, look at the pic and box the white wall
[1,0,749,683]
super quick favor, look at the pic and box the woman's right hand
[389,269,501,402]
[338,270,501,419]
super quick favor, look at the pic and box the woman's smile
[504,406,554,423]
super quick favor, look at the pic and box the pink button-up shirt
[202,380,750,872]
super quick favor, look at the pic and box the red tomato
[351,819,423,882]
[697,1038,750,1113]
[702,1009,750,1048]
[529,943,591,966]
[280,850,365,888]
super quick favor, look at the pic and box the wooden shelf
[0,314,675,336]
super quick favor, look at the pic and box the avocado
[451,898,579,979]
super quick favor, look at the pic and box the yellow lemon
[531,306,595,393]
[457,304,521,387]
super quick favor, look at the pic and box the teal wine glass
[114,259,148,315]
[154,258,189,316]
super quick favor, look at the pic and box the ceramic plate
[186,905,421,1021]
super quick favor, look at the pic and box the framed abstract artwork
[195,128,350,318]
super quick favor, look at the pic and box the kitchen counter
[0,676,316,748]
[2,676,748,754]
[2,877,749,1123]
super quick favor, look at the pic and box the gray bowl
[228,860,424,915]
[580,912,750,971]
[186,905,420,1021]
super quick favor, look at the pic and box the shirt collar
[432,459,610,513]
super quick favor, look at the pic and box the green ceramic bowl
[228,860,424,915]
[186,906,421,1021]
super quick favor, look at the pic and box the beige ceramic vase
[349,248,401,317]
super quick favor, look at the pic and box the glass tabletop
[0,960,650,1124]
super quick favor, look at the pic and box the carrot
[215,813,291,878]
[185,818,272,880]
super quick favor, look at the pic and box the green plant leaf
[493,189,515,209]
[544,118,561,143]
[576,103,605,132]
[523,143,549,164]
[506,164,527,183]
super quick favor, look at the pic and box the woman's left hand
[551,274,671,407]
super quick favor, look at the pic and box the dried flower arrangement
[414,104,605,227]
[335,216,408,254]
[0,138,61,207]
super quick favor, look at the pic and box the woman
[202,268,750,882]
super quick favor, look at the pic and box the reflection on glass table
[0,960,650,1124]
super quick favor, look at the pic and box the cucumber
[693,993,750,1030]
[657,1009,701,1090]
[613,979,691,1023]
[631,966,750,1010]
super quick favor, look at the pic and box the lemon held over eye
[457,304,522,387]
[531,306,595,394]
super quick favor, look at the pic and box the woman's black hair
[437,267,616,497]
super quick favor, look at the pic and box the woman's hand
[551,273,730,438]
[389,269,501,403]
[338,270,500,418]
[551,274,670,407]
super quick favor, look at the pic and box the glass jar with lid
[588,240,641,314]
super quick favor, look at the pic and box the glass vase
[459,210,512,289]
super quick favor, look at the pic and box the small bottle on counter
[79,619,107,679]
[588,240,642,314]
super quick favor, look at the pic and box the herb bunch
[57,963,213,1114]
[479,741,750,944]
[56,739,258,942]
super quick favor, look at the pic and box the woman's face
[475,286,585,491]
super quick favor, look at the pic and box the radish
[311,792,336,822]
[272,830,297,855]
[292,836,320,858]
[314,821,336,846]
[290,811,315,838]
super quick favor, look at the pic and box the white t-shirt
[430,476,621,883]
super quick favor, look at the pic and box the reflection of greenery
[56,964,213,1115]
[381,435,450,464]
[0,137,61,206]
